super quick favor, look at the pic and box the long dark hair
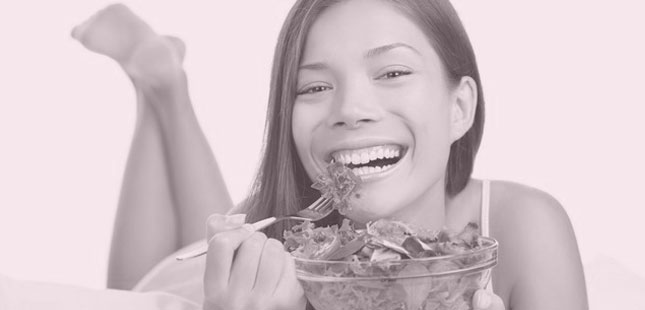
[245,0,485,240]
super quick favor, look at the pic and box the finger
[252,238,286,296]
[274,251,306,308]
[473,289,505,310]
[206,213,247,240]
[203,225,255,297]
[228,232,267,293]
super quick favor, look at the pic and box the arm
[72,4,234,289]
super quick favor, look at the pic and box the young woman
[73,1,588,309]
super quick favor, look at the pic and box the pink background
[0,2,643,306]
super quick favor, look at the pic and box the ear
[450,76,478,142]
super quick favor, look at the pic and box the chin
[342,198,396,224]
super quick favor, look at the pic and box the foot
[71,4,157,63]
[72,3,186,81]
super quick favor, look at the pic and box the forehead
[302,0,434,61]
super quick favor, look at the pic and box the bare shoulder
[489,180,575,253]
[491,180,563,215]
[490,180,576,262]
[489,180,588,309]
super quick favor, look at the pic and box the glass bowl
[293,237,498,310]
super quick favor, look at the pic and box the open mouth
[329,144,406,177]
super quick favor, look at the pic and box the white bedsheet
[1,252,643,309]
[584,255,645,310]
[0,273,198,310]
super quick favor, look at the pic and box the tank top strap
[480,179,494,292]
[480,179,491,238]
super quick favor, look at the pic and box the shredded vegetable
[311,162,361,214]
[285,219,491,310]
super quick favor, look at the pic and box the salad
[284,220,494,310]
[284,163,496,310]
[284,219,483,262]
[311,161,361,215]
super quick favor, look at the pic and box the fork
[175,196,334,261]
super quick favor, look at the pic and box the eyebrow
[364,42,421,58]
[298,62,329,71]
[298,42,420,71]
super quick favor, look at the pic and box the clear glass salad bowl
[294,237,498,310]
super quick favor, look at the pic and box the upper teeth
[331,145,402,165]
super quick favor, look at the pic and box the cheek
[419,111,452,143]
[291,107,308,156]
[405,91,454,171]
[416,110,453,164]
[402,90,453,142]
[291,104,319,177]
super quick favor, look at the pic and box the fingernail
[241,223,256,232]
[474,290,491,309]
[226,213,247,224]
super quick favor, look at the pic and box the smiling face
[292,0,473,227]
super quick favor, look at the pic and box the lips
[329,144,406,177]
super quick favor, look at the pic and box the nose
[327,80,383,129]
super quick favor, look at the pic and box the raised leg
[72,4,234,289]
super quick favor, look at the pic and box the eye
[377,70,412,80]
[297,84,333,96]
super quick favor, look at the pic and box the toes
[163,35,186,62]
[71,10,99,41]
[71,3,133,41]
[71,3,156,63]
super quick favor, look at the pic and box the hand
[473,289,505,310]
[202,214,306,310]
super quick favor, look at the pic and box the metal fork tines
[175,196,333,261]
[247,196,333,230]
